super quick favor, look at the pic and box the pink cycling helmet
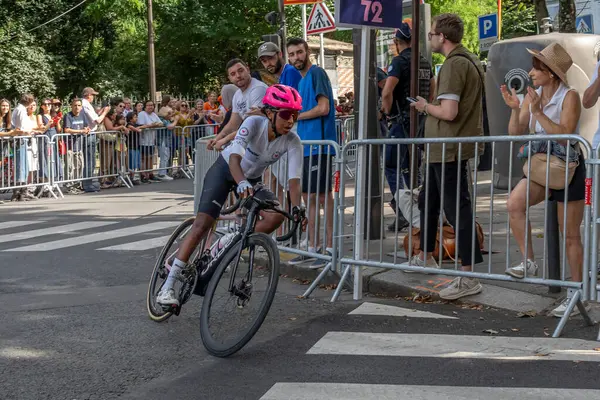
[263,84,303,111]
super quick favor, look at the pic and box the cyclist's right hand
[237,180,253,198]
[206,138,217,150]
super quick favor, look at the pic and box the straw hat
[527,43,573,85]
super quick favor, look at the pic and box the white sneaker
[551,289,591,318]
[406,255,440,273]
[157,175,174,181]
[156,288,179,307]
[506,259,539,279]
[439,277,483,300]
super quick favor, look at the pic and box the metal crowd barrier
[192,136,343,291]
[590,145,600,340]
[333,134,595,339]
[181,124,219,178]
[0,134,60,198]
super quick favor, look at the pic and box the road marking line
[348,302,457,319]
[260,383,600,400]
[0,221,45,230]
[307,332,600,361]
[0,221,117,244]
[3,222,179,252]
[97,235,171,251]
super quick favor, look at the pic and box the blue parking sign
[478,14,498,40]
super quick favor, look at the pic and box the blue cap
[395,22,411,40]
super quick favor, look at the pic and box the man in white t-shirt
[208,59,267,150]
[81,87,110,192]
[583,60,600,149]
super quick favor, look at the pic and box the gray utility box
[485,33,600,190]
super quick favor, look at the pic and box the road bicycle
[146,187,302,357]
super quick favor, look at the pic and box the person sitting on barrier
[501,43,588,318]
[156,84,306,307]
[207,59,268,151]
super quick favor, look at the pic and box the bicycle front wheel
[200,232,280,357]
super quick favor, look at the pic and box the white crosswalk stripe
[3,221,179,252]
[0,220,45,230]
[0,221,117,244]
[260,383,600,400]
[306,331,600,361]
[260,302,600,400]
[349,302,458,319]
[97,235,171,251]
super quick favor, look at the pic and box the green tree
[501,0,537,40]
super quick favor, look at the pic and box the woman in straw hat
[500,42,588,318]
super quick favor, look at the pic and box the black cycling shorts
[197,155,278,219]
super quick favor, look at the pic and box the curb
[280,257,560,314]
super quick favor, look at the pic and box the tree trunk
[534,0,549,28]
[559,0,576,32]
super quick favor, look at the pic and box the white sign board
[307,3,336,35]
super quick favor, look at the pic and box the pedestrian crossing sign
[576,14,594,34]
[307,2,336,35]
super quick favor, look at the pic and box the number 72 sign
[335,0,405,30]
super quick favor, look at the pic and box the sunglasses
[43,103,51,106]
[277,109,298,122]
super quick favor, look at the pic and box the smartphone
[406,97,418,103]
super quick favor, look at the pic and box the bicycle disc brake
[234,281,253,308]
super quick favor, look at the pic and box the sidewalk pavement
[280,170,599,318]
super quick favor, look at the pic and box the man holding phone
[381,22,434,231]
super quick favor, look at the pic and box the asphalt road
[2,181,600,400]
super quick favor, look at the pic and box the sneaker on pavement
[406,255,440,273]
[506,259,539,279]
[309,250,333,269]
[439,277,482,300]
[551,289,592,318]
[157,175,174,181]
[156,288,180,307]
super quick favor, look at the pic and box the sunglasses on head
[277,109,298,121]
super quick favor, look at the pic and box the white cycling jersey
[221,115,303,181]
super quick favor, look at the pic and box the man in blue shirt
[287,37,336,267]
[258,42,302,90]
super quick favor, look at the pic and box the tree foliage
[0,0,544,100]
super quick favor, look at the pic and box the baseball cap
[258,42,281,59]
[82,87,99,96]
[395,22,411,40]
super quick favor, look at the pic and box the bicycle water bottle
[210,233,235,259]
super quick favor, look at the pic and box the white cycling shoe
[156,288,179,307]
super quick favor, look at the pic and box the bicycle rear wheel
[200,232,280,357]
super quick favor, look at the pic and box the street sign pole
[302,4,307,40]
[319,33,325,66]
[336,0,407,301]
[352,25,370,300]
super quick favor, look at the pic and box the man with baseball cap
[81,87,110,192]
[381,22,434,232]
[258,42,302,90]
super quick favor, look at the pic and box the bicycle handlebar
[219,190,303,242]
